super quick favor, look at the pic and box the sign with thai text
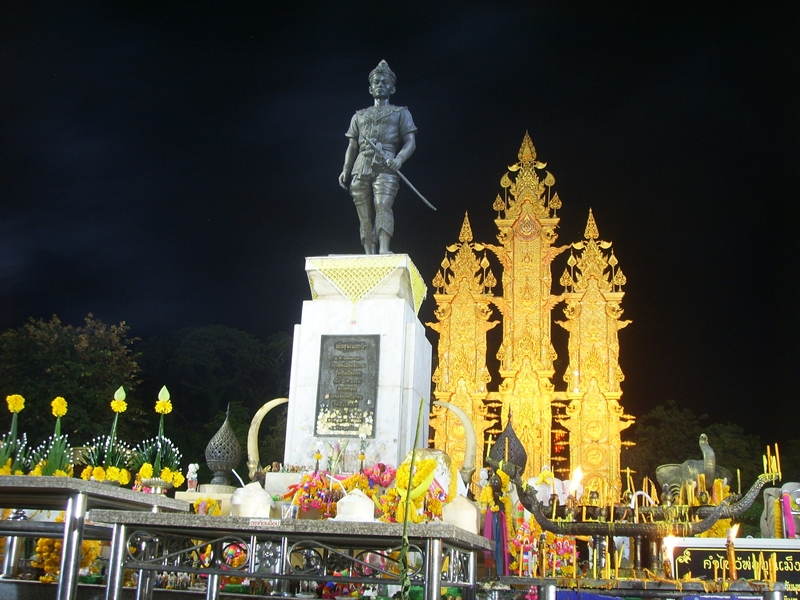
[672,537,800,599]
[314,335,379,438]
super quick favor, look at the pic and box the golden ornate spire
[428,135,632,491]
[556,209,633,495]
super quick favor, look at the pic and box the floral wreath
[380,456,458,524]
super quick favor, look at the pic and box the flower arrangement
[192,497,222,516]
[31,512,102,583]
[341,470,374,498]
[380,457,438,523]
[380,451,458,524]
[363,462,397,488]
[286,470,339,514]
[131,386,184,489]
[0,394,29,475]
[79,386,133,485]
[29,397,72,477]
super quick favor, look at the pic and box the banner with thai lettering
[671,537,800,599]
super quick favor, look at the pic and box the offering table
[87,510,493,600]
[0,476,189,600]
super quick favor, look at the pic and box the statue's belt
[359,142,396,156]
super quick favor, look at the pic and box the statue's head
[368,60,396,98]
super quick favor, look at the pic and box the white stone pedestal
[283,254,431,469]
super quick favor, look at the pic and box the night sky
[1,5,798,442]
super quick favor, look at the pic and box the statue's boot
[374,194,395,255]
[355,202,376,254]
[378,231,391,254]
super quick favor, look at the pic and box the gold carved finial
[584,208,599,240]
[459,212,473,243]
[519,131,537,163]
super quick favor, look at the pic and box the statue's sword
[366,138,436,211]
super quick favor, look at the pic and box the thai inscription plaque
[672,538,800,600]
[315,335,379,438]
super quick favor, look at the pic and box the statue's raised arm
[339,60,418,255]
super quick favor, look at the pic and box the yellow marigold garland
[381,458,438,523]
[31,512,101,583]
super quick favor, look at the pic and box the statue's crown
[369,60,396,85]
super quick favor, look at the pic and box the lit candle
[663,536,676,579]
[737,469,741,496]
[763,454,768,474]
[776,444,782,474]
[726,524,739,581]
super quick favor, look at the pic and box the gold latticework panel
[307,255,427,315]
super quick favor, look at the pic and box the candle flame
[571,466,583,486]
[730,523,740,539]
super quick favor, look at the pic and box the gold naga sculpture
[428,133,634,493]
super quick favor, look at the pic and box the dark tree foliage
[623,400,762,489]
[0,315,142,447]
[137,326,292,479]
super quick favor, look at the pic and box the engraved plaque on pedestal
[314,335,379,438]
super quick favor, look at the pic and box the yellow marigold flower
[160,467,172,482]
[154,399,172,415]
[53,469,68,477]
[6,394,24,414]
[171,471,185,489]
[119,468,131,486]
[139,463,153,480]
[110,399,127,413]
[30,463,43,476]
[51,397,67,418]
[80,466,93,481]
[106,466,120,482]
[92,466,105,482]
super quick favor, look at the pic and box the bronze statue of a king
[338,60,417,255]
